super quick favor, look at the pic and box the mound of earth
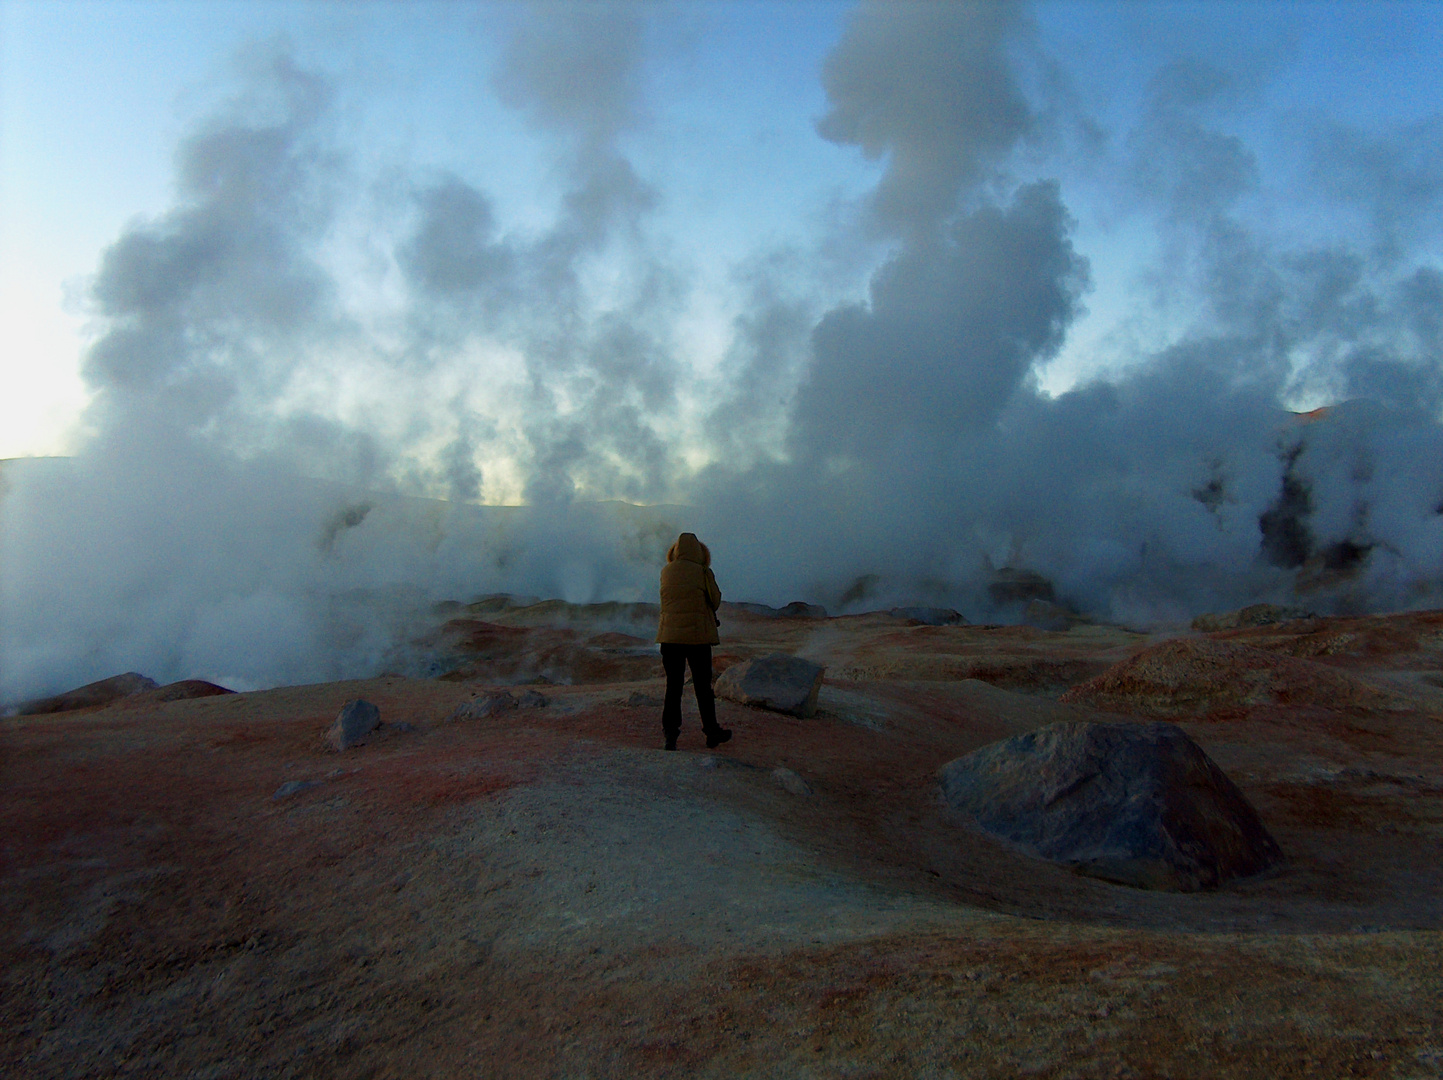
[149,679,235,703]
[1217,608,1443,668]
[1191,603,1314,632]
[1060,636,1390,716]
[16,671,158,715]
[938,720,1284,891]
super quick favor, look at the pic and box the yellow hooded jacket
[656,532,721,645]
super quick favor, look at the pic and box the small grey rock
[273,779,325,800]
[327,699,381,751]
[391,721,417,733]
[625,690,663,708]
[449,691,518,722]
[517,689,549,708]
[697,755,720,771]
[771,767,812,796]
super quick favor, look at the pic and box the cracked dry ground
[3,608,1443,1078]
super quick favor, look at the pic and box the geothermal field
[3,596,1442,1078]
[6,4,1443,1076]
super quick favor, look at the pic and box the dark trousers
[660,643,718,737]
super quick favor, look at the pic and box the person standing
[655,532,731,752]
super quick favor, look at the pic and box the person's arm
[704,568,721,613]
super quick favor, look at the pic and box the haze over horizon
[4,1,1443,703]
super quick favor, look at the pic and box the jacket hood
[667,532,710,567]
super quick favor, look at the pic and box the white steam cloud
[3,3,1442,705]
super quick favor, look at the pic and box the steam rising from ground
[4,3,1443,704]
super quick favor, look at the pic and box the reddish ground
[3,605,1442,1078]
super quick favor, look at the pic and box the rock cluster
[1022,599,1080,632]
[938,720,1283,891]
[1191,603,1314,632]
[450,692,518,721]
[449,688,548,722]
[716,653,825,718]
[987,568,1055,606]
[888,607,967,626]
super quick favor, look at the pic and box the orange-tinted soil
[3,607,1442,1078]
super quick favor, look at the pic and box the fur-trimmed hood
[667,532,710,567]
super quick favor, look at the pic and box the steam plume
[3,3,1442,706]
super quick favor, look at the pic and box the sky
[2,1,1443,701]
[4,1,1438,464]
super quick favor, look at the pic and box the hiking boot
[704,726,732,749]
[664,735,677,751]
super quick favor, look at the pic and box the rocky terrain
[3,601,1442,1078]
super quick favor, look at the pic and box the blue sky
[2,1,1441,464]
[1,1,855,458]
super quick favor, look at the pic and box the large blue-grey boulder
[938,720,1283,891]
[327,699,381,751]
[716,653,825,718]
